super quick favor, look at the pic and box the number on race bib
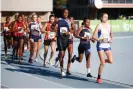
[60,27,68,33]
[18,30,24,33]
[69,33,74,39]
[18,27,23,33]
[48,32,55,39]
[31,25,37,30]
[84,32,91,38]
[4,27,9,31]
[18,27,22,30]
[103,36,109,43]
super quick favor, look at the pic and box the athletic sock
[98,74,101,79]
[87,68,90,74]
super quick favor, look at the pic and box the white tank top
[98,23,111,48]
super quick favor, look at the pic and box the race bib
[60,27,68,33]
[18,27,22,30]
[4,27,9,31]
[48,32,55,39]
[69,33,74,39]
[103,36,110,43]
[18,27,23,33]
[24,32,27,36]
[18,30,24,33]
[31,25,37,30]
[84,32,91,38]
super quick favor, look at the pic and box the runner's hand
[65,32,70,35]
[52,37,56,41]
[91,38,95,43]
[82,36,89,40]
[46,31,50,35]
[109,38,113,43]
[98,38,104,43]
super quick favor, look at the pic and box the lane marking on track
[2,62,75,88]
[1,84,10,88]
[113,36,133,39]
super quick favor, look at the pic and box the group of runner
[1,8,113,84]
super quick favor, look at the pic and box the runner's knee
[100,61,105,66]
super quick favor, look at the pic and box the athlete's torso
[97,23,111,48]
[79,26,92,44]
[3,22,11,36]
[29,21,41,36]
[13,21,25,37]
[57,18,71,40]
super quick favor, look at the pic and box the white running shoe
[35,59,38,62]
[24,45,27,50]
[49,58,54,65]
[61,72,66,77]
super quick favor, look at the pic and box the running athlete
[34,16,43,62]
[1,17,11,59]
[71,18,93,78]
[42,15,56,66]
[57,8,74,77]
[54,16,75,70]
[12,15,25,64]
[9,15,19,48]
[21,15,29,60]
[28,14,42,63]
[92,13,113,83]
[22,15,28,51]
[25,16,31,51]
[66,16,75,75]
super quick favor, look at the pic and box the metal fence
[102,0,133,3]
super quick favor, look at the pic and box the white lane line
[36,56,132,88]
[113,36,133,39]
[4,63,75,88]
[38,50,132,88]
[73,72,132,88]
[1,84,10,88]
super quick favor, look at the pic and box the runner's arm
[25,22,29,33]
[1,23,4,32]
[12,21,18,32]
[109,26,113,43]
[75,27,83,39]
[70,22,76,36]
[92,24,100,41]
[89,28,95,43]
[41,23,49,34]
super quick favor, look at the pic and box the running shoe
[56,48,59,51]
[18,59,22,65]
[43,64,49,68]
[15,56,18,60]
[61,72,66,77]
[96,78,102,84]
[4,55,8,59]
[24,45,27,50]
[28,58,33,64]
[12,55,15,60]
[35,58,38,62]
[54,57,59,66]
[66,71,71,75]
[49,58,54,65]
[21,57,24,60]
[87,73,93,78]
[71,55,76,63]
